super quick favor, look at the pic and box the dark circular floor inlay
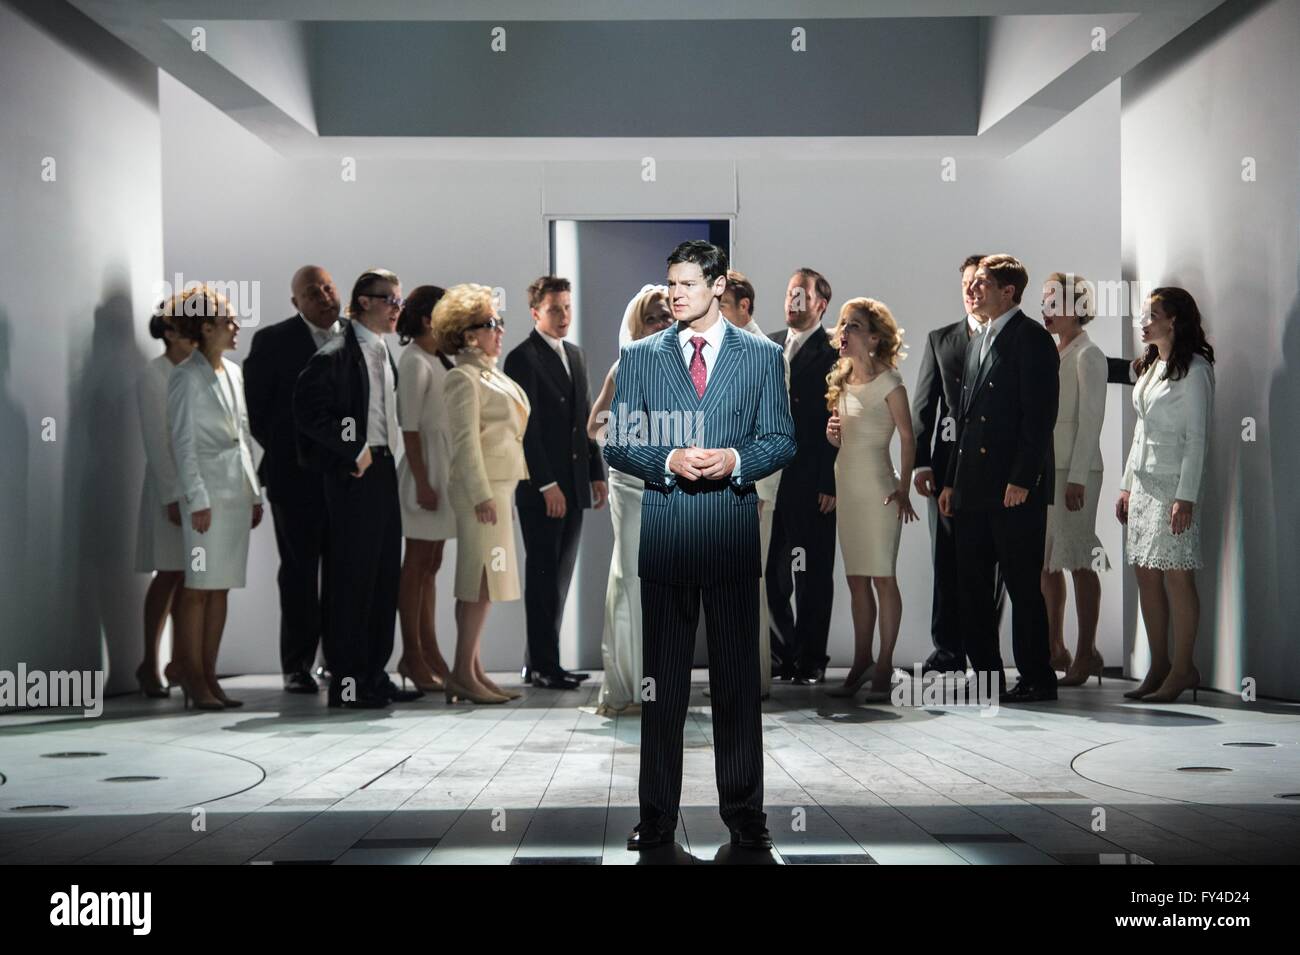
[1176,766,1233,773]
[41,751,106,758]
[9,805,70,812]
[1275,793,1300,800]
[1222,741,1276,748]
[102,776,161,783]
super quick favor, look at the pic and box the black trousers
[765,493,836,674]
[269,482,329,676]
[517,505,583,676]
[954,502,1055,689]
[926,496,1005,668]
[639,578,764,829]
[321,455,401,698]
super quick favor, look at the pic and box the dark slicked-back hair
[667,240,729,284]
[396,285,447,345]
[527,275,571,309]
[725,269,755,313]
[961,254,986,272]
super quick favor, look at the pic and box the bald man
[245,266,342,693]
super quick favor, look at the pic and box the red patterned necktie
[688,336,708,398]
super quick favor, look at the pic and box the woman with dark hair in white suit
[1040,273,1109,687]
[167,286,264,710]
[133,297,194,697]
[1117,287,1215,704]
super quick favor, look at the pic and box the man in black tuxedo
[940,255,1059,703]
[503,276,607,691]
[293,268,422,709]
[910,255,1006,675]
[766,268,839,684]
[245,265,340,694]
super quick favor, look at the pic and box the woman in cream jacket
[1117,287,1215,703]
[1039,273,1109,686]
[167,287,264,709]
[433,284,530,705]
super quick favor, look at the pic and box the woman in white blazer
[1039,273,1109,687]
[1117,287,1215,703]
[167,287,264,710]
[394,285,457,694]
[433,284,531,705]
[133,300,195,697]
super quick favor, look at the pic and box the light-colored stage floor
[2,671,1298,865]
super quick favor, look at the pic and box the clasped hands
[668,447,736,481]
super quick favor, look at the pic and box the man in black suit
[910,255,1006,675]
[766,268,839,684]
[245,265,340,694]
[940,254,1060,703]
[293,268,422,709]
[504,276,607,691]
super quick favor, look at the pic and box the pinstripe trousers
[639,577,765,829]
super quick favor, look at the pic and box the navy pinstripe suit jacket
[603,320,796,585]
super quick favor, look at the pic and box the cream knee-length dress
[834,369,904,577]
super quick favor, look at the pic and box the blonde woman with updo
[586,285,672,715]
[824,298,917,701]
[433,284,531,704]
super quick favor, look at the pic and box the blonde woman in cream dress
[434,284,531,705]
[825,298,918,702]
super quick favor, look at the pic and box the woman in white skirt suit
[394,285,458,694]
[1039,273,1109,687]
[433,284,531,705]
[1117,287,1215,704]
[133,301,195,697]
[167,287,263,710]
[587,285,673,715]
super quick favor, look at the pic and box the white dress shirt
[301,313,341,350]
[664,317,740,477]
[537,327,571,377]
[352,321,400,460]
[782,322,824,362]
[977,306,1018,365]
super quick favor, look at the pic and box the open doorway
[546,217,732,670]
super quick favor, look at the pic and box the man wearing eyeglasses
[504,276,607,691]
[294,268,422,709]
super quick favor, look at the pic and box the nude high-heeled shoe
[398,658,445,693]
[1142,666,1200,703]
[136,662,171,698]
[1058,652,1104,687]
[444,676,509,705]
[826,663,877,698]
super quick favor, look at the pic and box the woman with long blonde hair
[824,298,917,701]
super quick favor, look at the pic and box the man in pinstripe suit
[605,241,797,851]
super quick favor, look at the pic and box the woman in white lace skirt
[1039,273,1109,687]
[588,286,672,714]
[1116,287,1215,703]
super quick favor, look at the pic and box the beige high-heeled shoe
[1142,666,1200,703]
[827,663,877,698]
[444,676,509,705]
[1123,667,1171,699]
[397,658,445,692]
[1050,648,1074,672]
[1058,651,1104,687]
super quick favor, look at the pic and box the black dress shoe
[377,676,424,703]
[793,667,826,686]
[559,668,590,683]
[729,821,773,850]
[532,670,581,690]
[283,671,319,693]
[918,656,968,676]
[626,820,676,850]
[999,680,1058,704]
